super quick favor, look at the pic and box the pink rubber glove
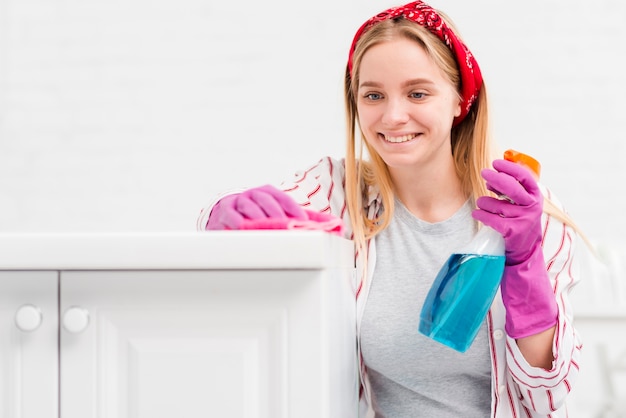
[472,159,558,339]
[239,210,344,236]
[206,184,308,231]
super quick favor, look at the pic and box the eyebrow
[359,78,435,89]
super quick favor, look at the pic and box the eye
[363,92,383,101]
[410,92,426,99]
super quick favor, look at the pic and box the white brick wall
[0,0,625,415]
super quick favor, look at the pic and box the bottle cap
[503,149,541,179]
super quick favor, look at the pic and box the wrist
[501,248,558,339]
[505,238,543,267]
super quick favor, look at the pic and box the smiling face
[356,36,462,173]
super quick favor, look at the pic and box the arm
[516,326,556,369]
[196,157,349,235]
[276,157,348,220]
[505,208,582,413]
[473,160,583,412]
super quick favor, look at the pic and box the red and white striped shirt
[198,156,583,418]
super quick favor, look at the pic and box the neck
[390,158,468,223]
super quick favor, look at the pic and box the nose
[381,97,410,126]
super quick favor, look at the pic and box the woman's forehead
[357,38,447,86]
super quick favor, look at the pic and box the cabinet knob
[15,304,43,332]
[62,306,90,333]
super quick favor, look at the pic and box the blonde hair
[343,16,590,257]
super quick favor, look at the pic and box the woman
[198,2,583,416]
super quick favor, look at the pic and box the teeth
[384,134,416,143]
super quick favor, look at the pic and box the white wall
[1,0,625,415]
[0,0,624,245]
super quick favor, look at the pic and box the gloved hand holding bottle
[472,157,558,339]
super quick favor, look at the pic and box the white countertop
[0,231,354,270]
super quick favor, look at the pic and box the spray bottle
[418,150,541,352]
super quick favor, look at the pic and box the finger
[220,210,245,230]
[481,168,534,207]
[475,196,528,219]
[492,159,542,200]
[246,189,290,218]
[211,194,245,230]
[254,185,308,220]
[235,195,270,219]
[277,198,308,220]
[471,208,505,234]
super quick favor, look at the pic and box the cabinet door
[0,271,58,418]
[60,269,357,418]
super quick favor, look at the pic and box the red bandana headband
[347,1,483,126]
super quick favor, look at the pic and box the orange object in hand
[503,149,541,179]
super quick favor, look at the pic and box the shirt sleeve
[277,156,352,239]
[195,156,350,235]
[504,187,584,414]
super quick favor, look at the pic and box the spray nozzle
[503,149,541,180]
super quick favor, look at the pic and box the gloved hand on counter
[206,185,308,231]
[472,159,558,339]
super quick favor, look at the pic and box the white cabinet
[0,232,357,418]
[0,271,58,418]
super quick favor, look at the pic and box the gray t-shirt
[360,199,492,417]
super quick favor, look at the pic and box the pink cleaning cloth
[239,210,344,236]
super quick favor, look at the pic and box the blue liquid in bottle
[419,149,540,352]
[419,252,505,353]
